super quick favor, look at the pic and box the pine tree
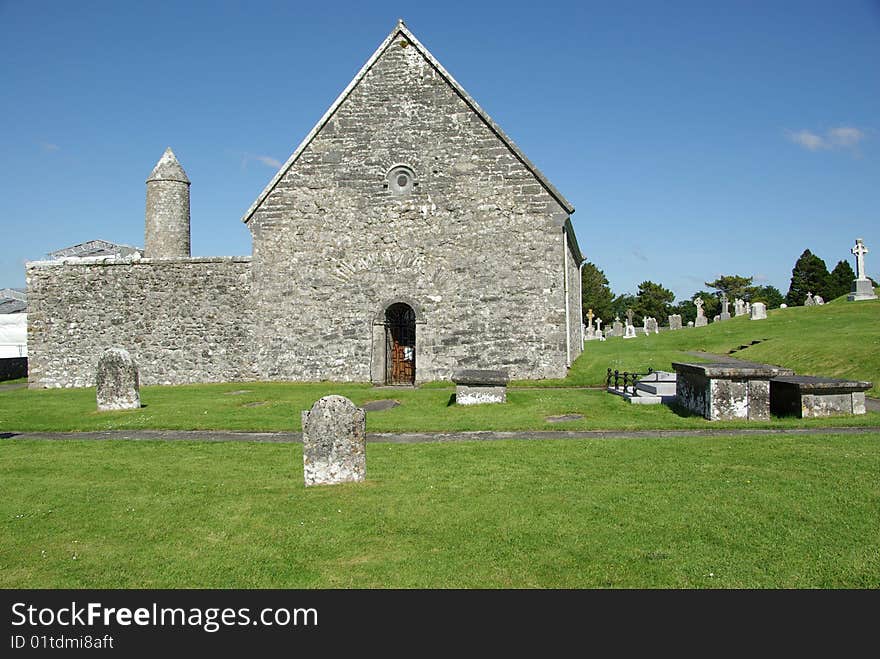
[827,260,855,300]
[786,249,830,305]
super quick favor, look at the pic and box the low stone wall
[26,257,255,388]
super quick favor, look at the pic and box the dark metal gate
[385,303,415,385]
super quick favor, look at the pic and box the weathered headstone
[814,295,824,305]
[804,292,815,306]
[595,318,605,341]
[779,303,787,309]
[734,298,746,317]
[750,301,767,320]
[687,321,694,327]
[694,297,707,327]
[848,238,878,301]
[720,293,731,321]
[713,314,720,323]
[584,308,598,340]
[612,316,623,337]
[623,323,637,339]
[745,301,751,315]
[668,314,682,330]
[301,395,366,486]
[643,317,658,334]
[626,308,634,325]
[96,348,141,411]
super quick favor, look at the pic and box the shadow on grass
[667,401,705,419]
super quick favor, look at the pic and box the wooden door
[386,303,415,385]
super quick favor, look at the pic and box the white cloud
[39,142,60,152]
[241,153,282,170]
[828,126,864,147]
[786,126,866,151]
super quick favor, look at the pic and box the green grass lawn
[2,382,878,432]
[536,292,880,393]
[2,435,878,588]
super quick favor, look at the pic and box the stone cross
[852,238,869,280]
[694,297,704,312]
[720,293,731,320]
[595,318,602,332]
[301,395,366,486]
[805,292,815,306]
[626,308,634,325]
[587,308,594,328]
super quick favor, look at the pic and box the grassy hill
[545,291,880,394]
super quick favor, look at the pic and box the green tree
[705,275,754,301]
[580,262,614,324]
[691,290,719,319]
[634,280,675,324]
[750,285,785,309]
[827,260,855,300]
[786,249,830,306]
[610,293,637,323]
[671,299,697,325]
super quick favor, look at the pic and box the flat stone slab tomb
[672,361,794,421]
[452,369,509,405]
[770,375,872,418]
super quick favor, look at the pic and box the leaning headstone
[713,314,720,323]
[96,348,141,411]
[694,297,707,327]
[848,238,878,301]
[750,302,767,320]
[814,295,824,305]
[804,292,815,306]
[668,314,682,330]
[301,395,366,486]
[720,293,731,321]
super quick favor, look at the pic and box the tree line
[582,249,860,326]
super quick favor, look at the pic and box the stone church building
[26,21,584,388]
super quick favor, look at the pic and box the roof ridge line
[241,21,574,224]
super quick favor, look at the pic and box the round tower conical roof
[146,147,190,184]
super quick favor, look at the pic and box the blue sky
[2,0,878,299]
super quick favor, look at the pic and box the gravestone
[626,308,634,326]
[585,308,598,341]
[734,298,745,317]
[301,395,366,486]
[720,294,731,321]
[804,292,815,306]
[644,317,658,334]
[694,297,707,327]
[623,323,637,339]
[750,302,767,320]
[453,369,509,404]
[779,303,787,309]
[848,238,878,301]
[687,321,694,327]
[96,348,141,411]
[612,316,623,337]
[668,314,682,330]
[713,315,720,323]
[595,318,606,341]
[745,301,751,315]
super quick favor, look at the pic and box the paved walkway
[3,426,880,445]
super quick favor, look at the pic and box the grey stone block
[96,348,140,411]
[301,395,366,486]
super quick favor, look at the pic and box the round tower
[145,147,191,258]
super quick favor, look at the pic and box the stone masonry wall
[248,35,575,382]
[26,257,254,388]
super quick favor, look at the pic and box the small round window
[387,165,416,196]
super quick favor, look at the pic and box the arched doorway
[385,302,416,385]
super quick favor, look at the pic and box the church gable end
[246,21,581,383]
